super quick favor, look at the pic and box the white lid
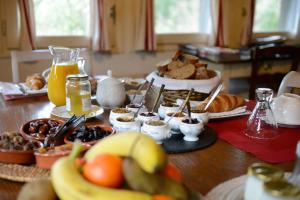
[296,140,300,157]
[99,70,122,86]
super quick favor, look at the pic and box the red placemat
[208,101,300,163]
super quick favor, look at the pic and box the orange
[83,154,123,188]
[163,163,182,183]
[153,194,175,200]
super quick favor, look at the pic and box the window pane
[254,0,281,32]
[33,0,90,36]
[155,0,208,34]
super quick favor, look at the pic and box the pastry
[196,93,245,113]
[25,73,46,90]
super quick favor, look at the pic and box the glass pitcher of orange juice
[47,46,83,106]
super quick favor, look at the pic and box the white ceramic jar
[271,93,300,125]
[158,103,180,119]
[190,110,209,124]
[109,108,134,126]
[96,70,126,108]
[244,163,284,200]
[164,112,187,133]
[179,118,204,141]
[141,120,171,144]
[126,103,147,114]
[137,112,160,124]
[113,116,141,133]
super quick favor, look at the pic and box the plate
[51,105,104,119]
[277,122,300,128]
[209,106,251,120]
[0,82,47,95]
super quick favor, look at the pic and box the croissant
[196,93,245,113]
[25,73,46,90]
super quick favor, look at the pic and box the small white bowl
[141,120,171,144]
[126,90,146,104]
[179,118,204,141]
[137,112,160,124]
[113,116,141,133]
[158,103,180,119]
[126,103,147,114]
[164,112,187,134]
[109,108,134,126]
[190,110,209,124]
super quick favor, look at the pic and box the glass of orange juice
[47,46,82,106]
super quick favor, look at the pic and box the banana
[85,132,167,173]
[51,149,152,200]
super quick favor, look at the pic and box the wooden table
[0,95,294,200]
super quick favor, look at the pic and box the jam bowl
[126,103,147,114]
[164,112,187,133]
[109,108,134,126]
[141,120,171,144]
[179,118,204,141]
[190,109,209,124]
[158,103,180,119]
[137,112,160,124]
[113,116,141,133]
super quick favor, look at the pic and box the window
[254,0,300,34]
[154,0,211,45]
[32,0,90,47]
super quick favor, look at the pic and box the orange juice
[47,63,80,106]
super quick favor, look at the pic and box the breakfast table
[0,94,296,200]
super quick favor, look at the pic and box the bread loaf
[25,73,46,90]
[196,93,245,113]
[166,64,196,79]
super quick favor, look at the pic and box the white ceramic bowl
[179,119,204,141]
[164,112,187,133]
[113,116,141,133]
[126,90,146,104]
[137,112,160,124]
[158,103,180,119]
[126,104,148,114]
[109,108,134,126]
[190,110,209,124]
[141,120,171,144]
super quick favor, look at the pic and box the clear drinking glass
[245,88,279,139]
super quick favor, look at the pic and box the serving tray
[162,126,217,153]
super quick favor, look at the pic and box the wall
[0,51,174,82]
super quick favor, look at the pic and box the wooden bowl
[0,140,43,164]
[20,118,65,142]
[64,124,115,146]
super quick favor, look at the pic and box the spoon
[204,83,223,111]
[151,84,165,113]
[130,79,148,104]
[166,88,194,123]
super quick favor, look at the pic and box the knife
[15,83,27,95]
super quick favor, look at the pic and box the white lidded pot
[96,70,126,108]
[271,93,300,125]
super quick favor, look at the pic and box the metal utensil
[151,84,165,113]
[130,79,148,104]
[204,83,224,111]
[15,83,27,95]
[166,88,194,123]
[137,78,155,105]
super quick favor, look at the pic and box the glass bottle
[66,74,91,116]
[245,88,279,139]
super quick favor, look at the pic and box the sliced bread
[166,64,196,79]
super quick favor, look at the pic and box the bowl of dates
[64,125,114,145]
[20,118,64,142]
[0,131,42,164]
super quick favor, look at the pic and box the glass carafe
[47,46,82,106]
[245,88,279,139]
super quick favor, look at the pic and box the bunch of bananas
[51,132,197,200]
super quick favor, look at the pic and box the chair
[277,71,300,96]
[11,48,91,82]
[249,44,300,99]
[11,49,52,82]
